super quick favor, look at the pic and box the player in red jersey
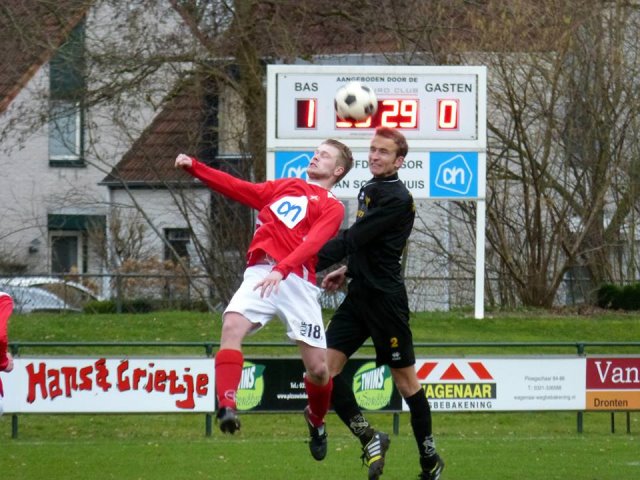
[175,139,353,459]
[0,292,15,415]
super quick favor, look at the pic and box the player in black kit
[317,127,444,480]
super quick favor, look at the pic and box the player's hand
[175,153,193,169]
[3,352,14,372]
[254,270,284,298]
[321,265,347,291]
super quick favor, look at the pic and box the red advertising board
[586,357,640,410]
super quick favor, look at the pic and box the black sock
[331,372,374,445]
[405,388,436,460]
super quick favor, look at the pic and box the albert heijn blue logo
[430,152,478,198]
[275,151,313,179]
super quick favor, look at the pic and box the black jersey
[317,173,415,293]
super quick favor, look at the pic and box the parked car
[0,277,100,313]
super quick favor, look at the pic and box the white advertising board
[410,357,586,412]
[0,357,215,413]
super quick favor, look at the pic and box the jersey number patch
[270,195,309,229]
[300,321,323,340]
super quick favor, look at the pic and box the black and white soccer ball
[334,81,378,121]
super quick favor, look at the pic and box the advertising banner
[233,358,403,412]
[586,357,640,410]
[0,357,215,413]
[5,355,638,415]
[411,357,586,412]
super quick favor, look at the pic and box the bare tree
[404,1,640,307]
[6,0,640,310]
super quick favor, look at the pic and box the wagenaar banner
[411,357,586,412]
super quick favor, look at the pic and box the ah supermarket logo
[275,151,313,179]
[430,152,478,198]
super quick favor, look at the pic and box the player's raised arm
[175,153,193,169]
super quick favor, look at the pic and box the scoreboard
[266,64,487,199]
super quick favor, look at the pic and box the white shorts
[224,264,326,348]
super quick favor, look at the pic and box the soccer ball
[334,81,378,121]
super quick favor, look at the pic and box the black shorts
[326,281,415,368]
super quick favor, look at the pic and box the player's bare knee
[391,367,422,397]
[305,364,330,385]
[220,312,252,345]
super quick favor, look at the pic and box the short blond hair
[322,138,353,182]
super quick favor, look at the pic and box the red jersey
[186,159,344,284]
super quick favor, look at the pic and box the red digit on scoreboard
[380,99,418,128]
[437,99,459,130]
[296,99,317,129]
[336,99,419,129]
[399,100,418,128]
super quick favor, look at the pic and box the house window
[164,228,191,265]
[51,233,81,274]
[49,101,82,161]
[49,21,85,167]
[47,214,104,273]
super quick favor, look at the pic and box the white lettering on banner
[270,196,308,229]
[442,166,465,185]
[239,365,256,389]
[359,368,385,390]
[595,361,640,384]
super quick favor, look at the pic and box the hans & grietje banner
[1,358,215,413]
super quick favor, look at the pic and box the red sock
[214,349,244,410]
[304,375,333,427]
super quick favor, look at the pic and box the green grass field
[2,309,639,479]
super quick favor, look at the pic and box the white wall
[109,187,211,267]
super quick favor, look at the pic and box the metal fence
[0,272,601,313]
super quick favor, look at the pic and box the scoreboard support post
[266,65,487,318]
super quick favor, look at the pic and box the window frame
[48,20,85,167]
[48,99,84,166]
